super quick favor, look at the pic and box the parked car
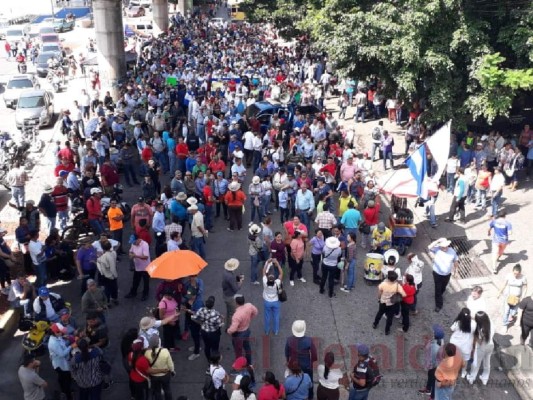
[35,51,63,77]
[3,74,39,108]
[38,25,56,35]
[53,17,75,32]
[5,25,28,47]
[15,89,55,129]
[126,6,146,18]
[41,43,66,58]
[40,33,61,46]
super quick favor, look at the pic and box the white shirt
[243,131,255,150]
[490,173,505,192]
[430,247,458,276]
[450,320,477,358]
[92,239,119,255]
[262,276,281,302]
[28,240,44,266]
[317,364,343,389]
[466,295,487,318]
[446,158,460,174]
[505,273,527,297]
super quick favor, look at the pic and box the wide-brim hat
[292,320,306,337]
[252,176,260,184]
[436,237,451,247]
[228,182,241,191]
[176,192,187,201]
[186,197,198,206]
[325,236,340,249]
[139,316,156,330]
[248,224,261,235]
[224,258,240,271]
[43,184,53,194]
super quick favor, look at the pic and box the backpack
[367,357,382,388]
[372,127,381,141]
[202,367,219,399]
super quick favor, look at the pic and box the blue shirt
[152,211,166,233]
[185,157,197,172]
[341,209,362,229]
[490,219,512,244]
[184,278,204,311]
[48,335,72,371]
[170,199,188,221]
[284,373,312,400]
[295,190,315,211]
[460,149,473,167]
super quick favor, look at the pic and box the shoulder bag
[390,283,403,304]
[276,283,287,302]
[285,374,304,396]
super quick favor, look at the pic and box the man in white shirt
[28,230,47,288]
[466,286,487,318]
[92,233,120,256]
[189,205,206,259]
[490,166,506,217]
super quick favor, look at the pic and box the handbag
[359,222,371,234]
[390,283,403,304]
[276,283,287,302]
[253,196,260,207]
[507,295,520,306]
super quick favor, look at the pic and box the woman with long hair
[284,360,312,400]
[373,270,406,335]
[399,274,416,333]
[317,352,344,400]
[288,231,305,286]
[449,307,476,378]
[258,371,285,400]
[208,352,229,400]
[231,375,257,400]
[70,338,104,400]
[466,311,494,385]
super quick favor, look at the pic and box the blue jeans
[346,259,356,289]
[250,254,260,283]
[491,191,502,216]
[177,158,186,175]
[447,172,456,192]
[370,142,380,161]
[168,151,176,175]
[250,199,263,223]
[89,219,105,235]
[231,329,252,365]
[11,186,25,208]
[262,194,271,216]
[204,204,213,230]
[349,388,370,400]
[35,262,47,288]
[426,203,436,225]
[263,300,280,334]
[476,188,487,209]
[196,124,206,144]
[191,236,206,259]
[435,385,455,400]
[503,303,518,326]
[155,151,168,173]
[57,210,69,231]
[298,210,311,232]
[355,106,365,122]
[122,163,139,185]
[45,217,56,235]
[383,149,393,169]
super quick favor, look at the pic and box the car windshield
[6,29,23,37]
[7,79,33,89]
[245,104,260,119]
[41,35,59,43]
[39,27,55,34]
[18,96,44,108]
[42,45,60,52]
[37,54,54,63]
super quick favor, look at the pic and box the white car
[129,0,152,8]
[3,74,39,108]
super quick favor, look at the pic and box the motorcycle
[101,183,132,222]
[47,68,64,93]
[21,320,50,356]
[22,119,43,153]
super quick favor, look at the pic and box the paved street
[0,4,532,400]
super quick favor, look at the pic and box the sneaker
[493,268,498,274]
[188,353,201,361]
[418,388,431,395]
[299,277,306,283]
[340,287,350,293]
[252,281,260,285]
[187,346,201,352]
[394,313,401,319]
[289,280,295,286]
[461,371,467,379]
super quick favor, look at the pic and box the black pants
[319,265,337,297]
[111,228,124,253]
[373,302,398,334]
[317,383,340,400]
[100,276,118,301]
[151,373,173,400]
[190,320,201,354]
[131,380,149,400]
[288,257,303,281]
[215,201,228,218]
[448,196,466,221]
[55,367,73,400]
[129,271,150,297]
[426,367,436,398]
[228,206,243,230]
[201,329,221,360]
[433,272,451,309]
[521,318,533,344]
[400,302,410,332]
[0,259,11,288]
[311,253,322,281]
[162,323,177,349]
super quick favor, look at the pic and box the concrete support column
[93,0,126,100]
[153,0,169,35]
[176,0,191,16]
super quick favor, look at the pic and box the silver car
[3,74,39,108]
[15,90,55,129]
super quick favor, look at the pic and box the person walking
[418,325,445,399]
[372,270,405,335]
[48,323,75,400]
[192,295,224,360]
[125,234,151,301]
[227,295,258,365]
[498,264,527,329]
[70,338,104,400]
[518,293,533,347]
[490,166,505,216]
[145,335,174,400]
[341,232,357,293]
[189,204,207,259]
[427,238,458,312]
[309,229,325,284]
[450,307,476,379]
[285,320,317,399]
[107,200,124,253]
[466,311,494,385]
[398,274,416,333]
[222,258,243,324]
[348,344,374,400]
[262,259,283,335]
[445,167,467,223]
[319,236,343,298]
[6,161,28,208]
[248,224,263,285]
[434,343,465,400]
[488,211,512,274]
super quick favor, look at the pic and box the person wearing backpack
[349,344,380,400]
[203,352,229,400]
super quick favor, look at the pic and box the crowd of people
[3,2,533,400]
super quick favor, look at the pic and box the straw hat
[325,236,340,249]
[252,176,260,184]
[186,197,198,206]
[224,258,240,271]
[176,192,187,201]
[248,224,261,235]
[139,316,156,330]
[292,320,306,337]
[43,184,53,194]
[228,182,241,191]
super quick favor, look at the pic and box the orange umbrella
[146,250,207,280]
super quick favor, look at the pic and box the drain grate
[449,236,491,279]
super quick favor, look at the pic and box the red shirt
[54,162,75,177]
[402,283,416,305]
[58,147,75,163]
[135,226,152,245]
[86,196,102,220]
[203,185,215,206]
[363,204,380,225]
[100,163,120,186]
[128,353,150,383]
[258,383,286,400]
[51,186,69,211]
[283,221,308,238]
[141,147,153,164]
[176,143,189,159]
[319,163,336,176]
[208,160,226,173]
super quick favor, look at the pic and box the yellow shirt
[339,196,357,216]
[372,228,391,249]
[107,207,124,231]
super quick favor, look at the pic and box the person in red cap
[48,322,75,400]
[232,356,256,390]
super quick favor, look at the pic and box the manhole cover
[449,236,491,279]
